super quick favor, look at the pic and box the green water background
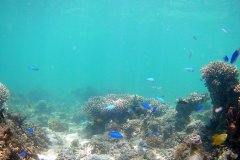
[0,0,240,105]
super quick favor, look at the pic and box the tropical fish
[152,132,157,135]
[141,103,151,109]
[28,66,39,71]
[81,122,87,125]
[192,35,197,40]
[20,151,26,157]
[177,100,188,105]
[28,105,31,109]
[230,48,240,64]
[161,95,165,98]
[200,78,204,82]
[108,132,123,138]
[91,122,94,126]
[152,107,157,113]
[28,128,33,133]
[130,108,134,112]
[223,55,229,63]
[104,105,115,110]
[146,78,154,82]
[221,28,227,33]
[195,106,204,111]
[156,97,165,103]
[189,50,193,58]
[184,67,195,72]
[212,134,227,145]
[215,107,223,113]
[97,119,103,122]
[139,145,153,150]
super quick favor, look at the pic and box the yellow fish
[91,122,94,126]
[97,119,103,122]
[212,134,227,145]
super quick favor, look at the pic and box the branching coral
[175,92,210,131]
[200,61,239,108]
[0,83,10,108]
[82,94,144,121]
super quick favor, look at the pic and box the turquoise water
[0,0,240,104]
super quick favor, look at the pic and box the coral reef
[6,111,26,126]
[48,120,69,132]
[35,100,53,114]
[200,61,239,109]
[175,92,210,131]
[173,134,203,160]
[0,83,10,108]
[82,94,144,121]
[0,113,51,159]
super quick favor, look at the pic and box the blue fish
[104,105,115,110]
[195,106,204,111]
[200,78,204,82]
[20,151,26,157]
[28,128,33,133]
[192,35,197,40]
[156,97,165,103]
[81,122,87,125]
[108,132,123,138]
[152,107,157,113]
[152,132,157,135]
[222,28,227,33]
[28,66,39,71]
[230,48,240,64]
[223,55,229,63]
[146,78,154,82]
[130,108,134,112]
[184,67,195,72]
[141,103,151,109]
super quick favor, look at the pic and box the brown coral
[146,135,163,148]
[226,107,240,137]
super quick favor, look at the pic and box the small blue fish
[184,67,195,72]
[20,151,26,157]
[104,105,115,110]
[152,107,157,113]
[81,122,87,125]
[146,78,154,82]
[223,55,229,63]
[192,35,197,40]
[156,97,165,103]
[28,66,39,71]
[230,48,240,64]
[108,132,123,138]
[222,28,227,33]
[195,106,204,111]
[152,132,157,135]
[200,78,204,82]
[28,128,33,133]
[130,108,134,112]
[141,103,151,109]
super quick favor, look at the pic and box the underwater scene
[0,0,240,159]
